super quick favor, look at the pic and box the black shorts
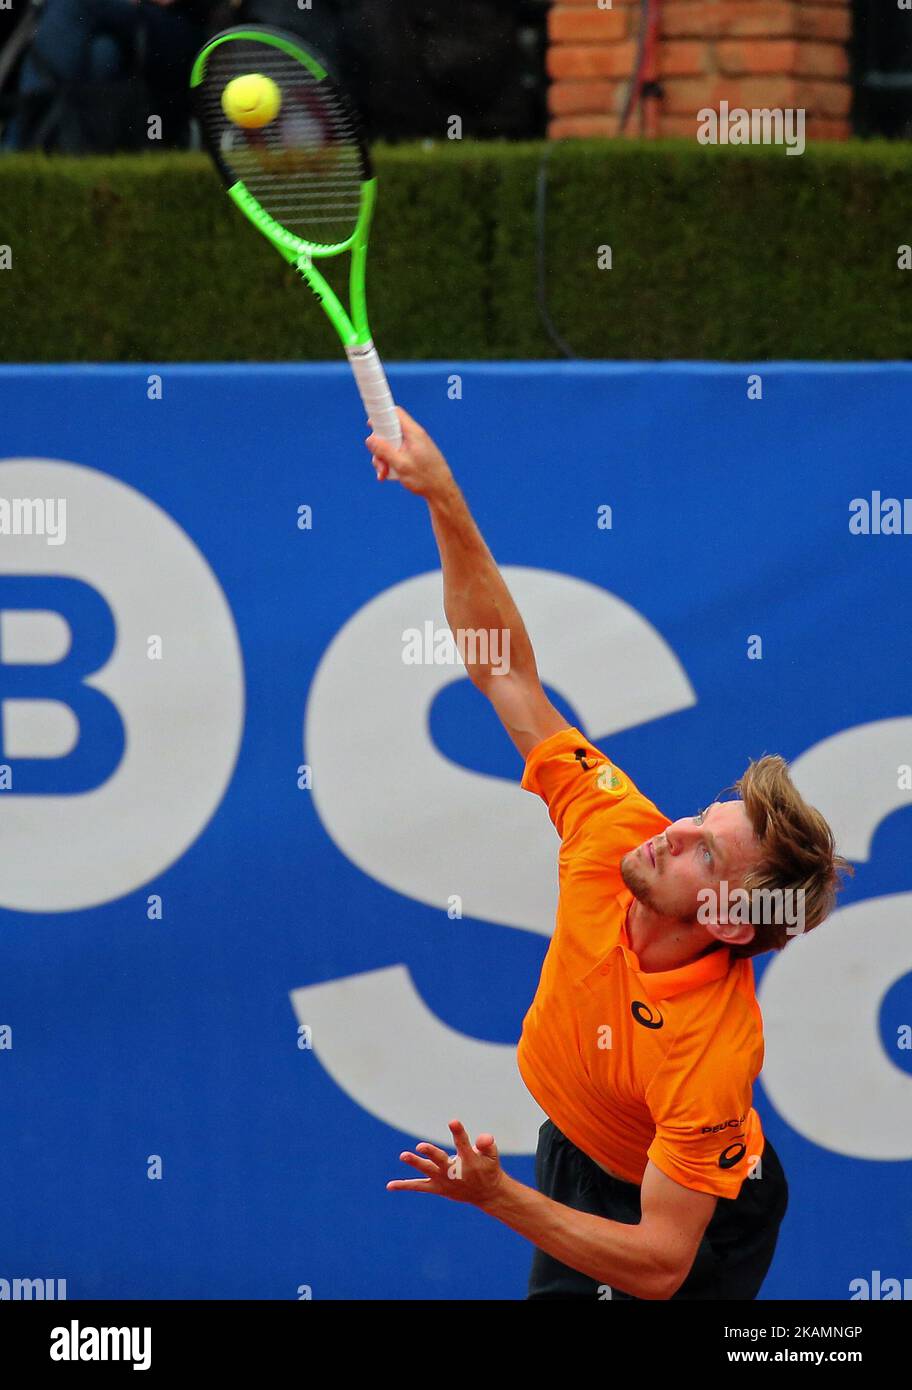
[527,1120,789,1300]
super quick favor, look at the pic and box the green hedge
[2,139,912,361]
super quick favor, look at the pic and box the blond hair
[724,754,854,959]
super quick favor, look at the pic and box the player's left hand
[387,1120,504,1208]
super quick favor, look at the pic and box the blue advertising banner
[0,362,909,1299]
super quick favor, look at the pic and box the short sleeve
[522,728,667,856]
[645,1032,762,1199]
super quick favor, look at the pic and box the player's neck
[624,897,723,973]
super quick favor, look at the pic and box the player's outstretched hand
[387,1120,504,1208]
[366,407,454,497]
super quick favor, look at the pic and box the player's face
[620,801,760,924]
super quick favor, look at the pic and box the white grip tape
[346,340,401,478]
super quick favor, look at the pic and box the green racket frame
[190,26,402,455]
[190,28,375,348]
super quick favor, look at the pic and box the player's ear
[697,886,755,944]
[713,919,756,948]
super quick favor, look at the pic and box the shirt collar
[617,892,732,1000]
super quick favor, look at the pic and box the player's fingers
[366,444,395,483]
[448,1119,475,1162]
[366,431,407,469]
[398,1150,439,1177]
[415,1141,450,1166]
[386,1178,435,1192]
[394,405,425,439]
[475,1133,499,1160]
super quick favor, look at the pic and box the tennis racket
[190,25,402,470]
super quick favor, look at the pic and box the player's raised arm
[366,408,569,759]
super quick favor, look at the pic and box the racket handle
[346,340,402,479]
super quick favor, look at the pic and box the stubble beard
[620,850,655,908]
[621,853,698,929]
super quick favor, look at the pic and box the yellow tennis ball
[221,74,282,130]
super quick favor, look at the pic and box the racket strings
[197,39,368,248]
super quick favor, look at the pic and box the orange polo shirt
[517,727,766,1200]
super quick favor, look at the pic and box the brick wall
[548,0,853,142]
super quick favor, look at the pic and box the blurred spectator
[0,0,549,152]
[238,0,548,142]
[2,0,218,152]
[0,8,20,51]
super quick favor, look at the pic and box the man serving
[368,409,851,1301]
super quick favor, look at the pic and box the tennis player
[367,408,852,1301]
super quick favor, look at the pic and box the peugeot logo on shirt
[631,1001,664,1029]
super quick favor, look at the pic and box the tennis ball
[221,74,282,130]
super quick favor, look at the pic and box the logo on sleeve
[572,747,624,791]
[631,1001,664,1029]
